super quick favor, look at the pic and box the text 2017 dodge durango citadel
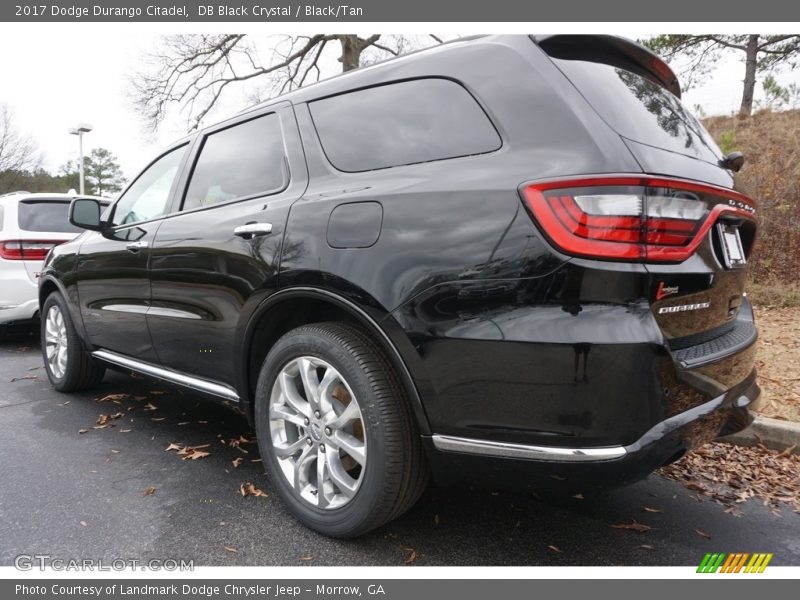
[39,35,760,537]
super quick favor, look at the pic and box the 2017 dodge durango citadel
[39,34,760,537]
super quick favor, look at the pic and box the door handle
[126,241,149,252]
[234,222,273,239]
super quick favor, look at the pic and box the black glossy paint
[40,35,759,489]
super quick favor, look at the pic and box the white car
[0,191,106,331]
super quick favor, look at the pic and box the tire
[41,292,105,392]
[254,322,429,537]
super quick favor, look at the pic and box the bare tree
[0,104,39,172]
[131,34,445,132]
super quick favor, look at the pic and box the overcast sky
[2,31,799,182]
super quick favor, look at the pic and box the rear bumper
[424,370,759,490]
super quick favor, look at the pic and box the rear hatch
[13,199,81,282]
[532,35,758,364]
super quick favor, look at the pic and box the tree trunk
[739,35,759,117]
[338,35,373,72]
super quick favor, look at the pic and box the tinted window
[112,145,187,226]
[18,200,81,233]
[183,113,286,210]
[552,58,722,163]
[309,78,501,172]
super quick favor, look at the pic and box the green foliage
[0,147,126,196]
[760,74,800,110]
[717,129,737,155]
[84,148,125,196]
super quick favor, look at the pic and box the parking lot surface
[1,330,799,566]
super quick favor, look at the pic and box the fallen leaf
[143,403,158,411]
[695,529,712,539]
[96,393,127,403]
[224,546,238,553]
[183,450,210,460]
[643,506,663,513]
[232,458,243,468]
[79,521,87,527]
[547,545,562,553]
[239,482,267,497]
[119,429,132,433]
[96,413,123,426]
[9,374,36,382]
[165,443,182,452]
[572,493,584,500]
[610,520,652,533]
[177,421,190,426]
[639,544,655,550]
[133,395,147,401]
[110,449,120,454]
[151,417,167,422]
[78,428,89,434]
[434,514,440,526]
[143,486,156,497]
[550,474,566,481]
[399,544,417,564]
[299,556,313,561]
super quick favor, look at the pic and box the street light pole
[68,123,93,195]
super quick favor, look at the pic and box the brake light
[0,240,65,261]
[521,176,757,262]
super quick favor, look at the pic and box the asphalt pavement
[1,328,799,567]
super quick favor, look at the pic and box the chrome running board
[431,434,626,462]
[92,349,240,402]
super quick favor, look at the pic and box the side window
[112,145,187,226]
[309,78,502,172]
[183,113,286,210]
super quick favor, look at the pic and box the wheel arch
[38,275,91,348]
[238,286,432,435]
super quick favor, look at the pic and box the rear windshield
[551,58,722,164]
[18,200,82,233]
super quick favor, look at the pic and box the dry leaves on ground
[95,412,124,427]
[164,442,211,460]
[610,520,653,533]
[96,393,128,403]
[659,441,800,514]
[143,486,156,497]
[399,545,417,565]
[239,482,267,498]
[752,307,800,423]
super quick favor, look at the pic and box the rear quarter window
[309,78,501,172]
[18,200,81,233]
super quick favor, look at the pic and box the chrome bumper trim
[431,434,627,462]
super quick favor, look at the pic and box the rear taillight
[521,176,757,262]
[0,240,65,261]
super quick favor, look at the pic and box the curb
[721,416,800,454]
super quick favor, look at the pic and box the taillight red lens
[0,240,65,261]
[521,176,757,262]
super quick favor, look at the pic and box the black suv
[40,35,760,537]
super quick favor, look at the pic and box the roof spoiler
[532,34,681,98]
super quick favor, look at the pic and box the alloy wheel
[44,305,68,379]
[269,356,367,510]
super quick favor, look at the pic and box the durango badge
[658,302,711,314]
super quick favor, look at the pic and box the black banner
[2,0,800,22]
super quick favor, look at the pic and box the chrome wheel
[44,305,68,379]
[269,356,367,510]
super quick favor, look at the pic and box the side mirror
[69,198,105,231]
